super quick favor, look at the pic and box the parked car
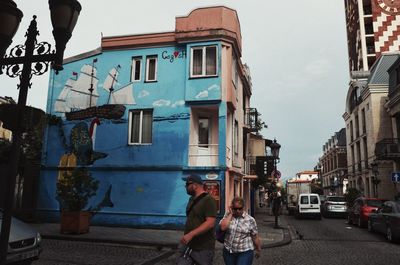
[347,197,387,227]
[321,195,347,218]
[0,209,42,264]
[296,193,321,219]
[368,200,400,242]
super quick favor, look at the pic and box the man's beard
[186,188,195,196]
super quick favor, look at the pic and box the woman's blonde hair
[231,196,245,207]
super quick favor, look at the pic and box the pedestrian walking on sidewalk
[177,175,217,265]
[272,189,282,228]
[258,185,265,207]
[219,197,261,265]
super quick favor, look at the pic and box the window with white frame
[129,109,153,144]
[131,57,142,82]
[190,45,217,77]
[146,56,157,82]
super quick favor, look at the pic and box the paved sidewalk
[30,207,290,250]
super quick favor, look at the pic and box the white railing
[188,144,219,166]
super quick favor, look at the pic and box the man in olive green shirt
[177,175,217,265]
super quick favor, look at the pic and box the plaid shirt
[220,212,258,253]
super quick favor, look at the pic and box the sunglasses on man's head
[232,207,243,211]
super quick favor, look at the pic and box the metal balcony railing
[243,156,257,175]
[375,138,400,160]
[244,108,258,132]
[247,156,256,165]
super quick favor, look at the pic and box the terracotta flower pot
[60,211,91,234]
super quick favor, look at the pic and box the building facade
[37,6,259,228]
[379,56,400,198]
[319,128,348,196]
[344,0,400,72]
[290,171,319,182]
[343,53,400,199]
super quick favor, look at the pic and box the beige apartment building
[381,55,400,199]
[343,53,400,199]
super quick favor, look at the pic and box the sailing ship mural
[54,59,135,121]
[103,64,135,105]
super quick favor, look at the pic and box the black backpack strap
[186,192,208,215]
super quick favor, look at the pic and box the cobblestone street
[33,214,400,265]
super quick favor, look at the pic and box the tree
[0,105,46,165]
[21,122,45,163]
[255,114,268,134]
[344,188,361,207]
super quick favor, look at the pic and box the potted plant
[56,167,99,234]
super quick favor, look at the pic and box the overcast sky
[0,0,349,179]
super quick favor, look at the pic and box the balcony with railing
[188,144,219,166]
[244,156,257,175]
[244,108,258,132]
[375,138,400,160]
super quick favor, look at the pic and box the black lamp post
[268,138,281,228]
[0,0,81,263]
[370,161,380,197]
[270,138,281,181]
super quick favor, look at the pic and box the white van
[296,193,321,219]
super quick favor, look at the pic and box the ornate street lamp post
[370,161,380,197]
[0,0,81,263]
[270,138,281,181]
[269,138,281,228]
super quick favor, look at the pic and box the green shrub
[344,187,361,207]
[56,167,99,212]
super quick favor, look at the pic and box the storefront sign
[204,180,221,213]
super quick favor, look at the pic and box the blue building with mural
[37,6,259,228]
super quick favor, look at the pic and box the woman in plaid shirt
[219,197,261,264]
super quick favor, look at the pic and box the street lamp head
[270,138,281,159]
[48,0,82,71]
[0,0,23,59]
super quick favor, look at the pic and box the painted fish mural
[70,122,107,165]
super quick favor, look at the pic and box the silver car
[322,196,347,217]
[0,209,42,264]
